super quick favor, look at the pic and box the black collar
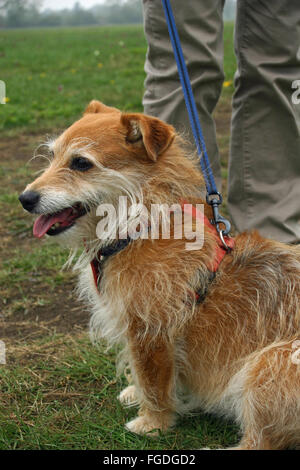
[100,237,132,258]
[90,237,132,289]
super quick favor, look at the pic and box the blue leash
[161,0,231,238]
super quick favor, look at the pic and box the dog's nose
[19,191,40,212]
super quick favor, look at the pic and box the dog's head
[19,101,176,247]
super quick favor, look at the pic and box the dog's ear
[84,100,119,115]
[121,113,175,162]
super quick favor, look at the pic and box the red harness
[90,204,235,295]
[90,255,103,289]
[181,203,235,272]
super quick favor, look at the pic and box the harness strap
[90,256,101,288]
[181,203,235,272]
[90,205,235,292]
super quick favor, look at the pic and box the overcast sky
[42,0,106,10]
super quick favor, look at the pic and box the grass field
[0,24,235,132]
[0,23,238,450]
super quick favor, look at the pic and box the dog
[19,100,300,449]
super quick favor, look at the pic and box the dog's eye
[70,156,93,172]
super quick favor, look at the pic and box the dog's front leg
[125,322,176,436]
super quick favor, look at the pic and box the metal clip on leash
[206,192,231,251]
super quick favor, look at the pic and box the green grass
[0,23,236,132]
[0,336,239,450]
[0,23,238,450]
[0,25,146,131]
[223,21,236,87]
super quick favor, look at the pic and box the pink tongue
[33,207,74,238]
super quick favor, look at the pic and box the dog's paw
[125,416,160,436]
[118,385,137,406]
[125,412,174,436]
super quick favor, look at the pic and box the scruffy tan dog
[19,101,300,450]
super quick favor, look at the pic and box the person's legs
[229,0,300,243]
[142,0,225,190]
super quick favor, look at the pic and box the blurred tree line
[0,0,236,29]
[0,0,143,27]
[223,0,236,21]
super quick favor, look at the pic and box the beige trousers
[143,0,300,243]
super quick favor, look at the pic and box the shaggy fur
[22,100,300,449]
